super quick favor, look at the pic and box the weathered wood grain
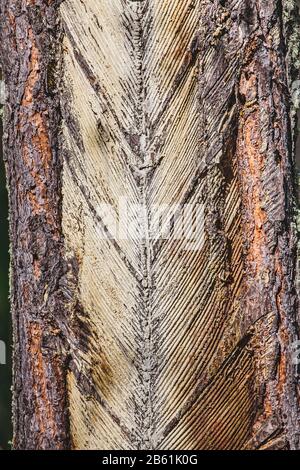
[1,0,299,450]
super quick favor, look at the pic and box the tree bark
[1,0,299,450]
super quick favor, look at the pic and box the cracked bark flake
[1,0,300,450]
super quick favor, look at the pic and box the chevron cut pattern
[60,0,255,450]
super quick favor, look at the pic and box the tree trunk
[1,0,299,450]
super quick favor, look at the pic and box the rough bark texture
[0,0,70,449]
[1,0,299,450]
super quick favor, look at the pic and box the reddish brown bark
[0,0,70,449]
[0,0,299,450]
[198,0,300,448]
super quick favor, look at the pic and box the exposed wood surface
[1,0,299,450]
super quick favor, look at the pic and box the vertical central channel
[129,0,155,449]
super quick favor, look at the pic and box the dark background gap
[0,75,12,449]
